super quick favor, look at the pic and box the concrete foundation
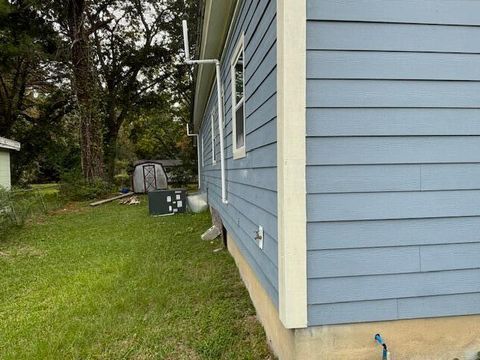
[226,233,480,360]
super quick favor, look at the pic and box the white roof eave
[0,137,21,151]
[193,0,238,131]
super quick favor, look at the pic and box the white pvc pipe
[182,20,190,60]
[215,61,228,204]
[182,21,228,204]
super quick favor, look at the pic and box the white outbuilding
[0,137,20,190]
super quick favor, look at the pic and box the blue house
[191,1,480,359]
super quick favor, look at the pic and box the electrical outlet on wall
[254,225,264,250]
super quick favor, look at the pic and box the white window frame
[231,35,246,159]
[201,135,205,167]
[211,111,217,165]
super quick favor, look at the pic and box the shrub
[113,173,130,189]
[168,165,194,186]
[0,187,52,236]
[59,170,115,201]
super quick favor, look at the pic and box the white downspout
[186,124,201,190]
[183,20,228,204]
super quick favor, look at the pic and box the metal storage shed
[132,160,168,193]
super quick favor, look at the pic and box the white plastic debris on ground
[187,192,208,213]
[201,225,221,241]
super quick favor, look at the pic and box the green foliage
[113,172,130,188]
[169,165,194,186]
[0,187,17,232]
[1,0,200,186]
[127,109,196,182]
[129,112,181,159]
[0,186,60,236]
[0,0,62,133]
[0,0,75,184]
[0,0,58,66]
[59,170,115,201]
[11,96,79,185]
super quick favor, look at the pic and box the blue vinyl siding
[199,0,278,307]
[306,0,480,326]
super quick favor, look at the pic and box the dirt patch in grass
[0,245,45,260]
[48,202,87,215]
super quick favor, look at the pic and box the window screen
[231,37,246,158]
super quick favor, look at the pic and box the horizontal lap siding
[308,217,480,250]
[306,0,480,325]
[308,51,480,81]
[199,0,278,306]
[307,22,480,54]
[308,0,480,26]
[0,151,11,189]
[307,108,480,136]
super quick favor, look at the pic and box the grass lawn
[0,199,273,359]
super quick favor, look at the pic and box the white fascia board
[193,0,238,131]
[0,137,21,151]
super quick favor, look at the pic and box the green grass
[12,183,60,197]
[0,200,273,359]
[29,183,60,196]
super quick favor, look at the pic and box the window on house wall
[211,111,216,165]
[231,35,246,159]
[201,134,205,167]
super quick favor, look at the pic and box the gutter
[192,0,238,131]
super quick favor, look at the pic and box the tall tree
[65,0,105,180]
[38,0,199,181]
[37,0,115,181]
[89,0,169,179]
[89,0,198,180]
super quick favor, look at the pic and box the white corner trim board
[277,0,308,328]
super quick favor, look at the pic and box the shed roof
[133,160,182,168]
[0,137,20,151]
[192,0,238,130]
[133,160,165,168]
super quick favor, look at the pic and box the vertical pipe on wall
[215,61,228,204]
[182,20,228,204]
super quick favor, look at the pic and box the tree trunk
[102,92,121,181]
[104,122,120,182]
[67,0,104,181]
